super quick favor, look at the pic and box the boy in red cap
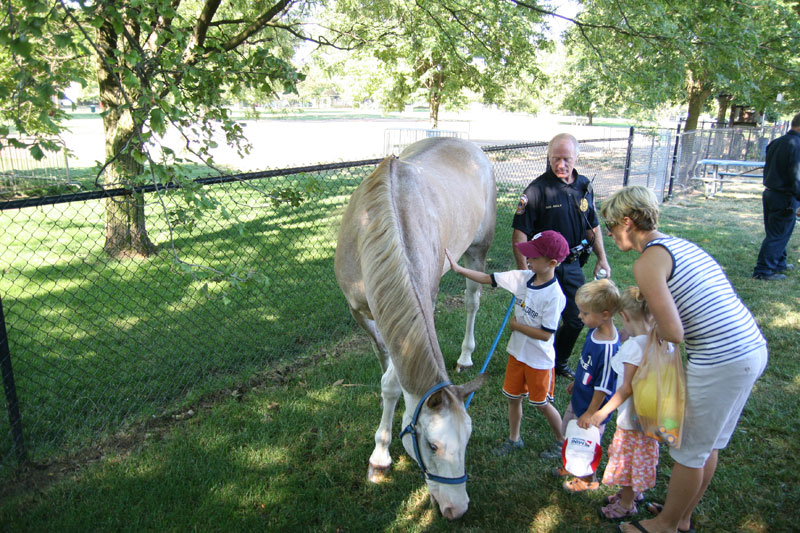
[445,230,569,457]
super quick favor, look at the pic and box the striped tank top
[644,236,766,366]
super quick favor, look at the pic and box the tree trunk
[678,78,713,184]
[587,111,594,126]
[428,91,441,129]
[683,80,711,132]
[716,94,732,126]
[428,70,444,129]
[97,17,156,258]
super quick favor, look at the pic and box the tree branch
[220,0,294,51]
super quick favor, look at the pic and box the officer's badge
[579,198,588,212]
[515,194,528,215]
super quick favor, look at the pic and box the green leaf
[10,38,33,57]
[150,108,166,135]
[30,144,44,161]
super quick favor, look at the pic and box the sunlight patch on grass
[528,503,563,531]
[789,374,800,394]
[393,484,437,531]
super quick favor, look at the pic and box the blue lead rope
[465,293,516,410]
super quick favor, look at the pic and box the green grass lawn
[0,166,372,468]
[0,180,797,531]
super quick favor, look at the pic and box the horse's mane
[357,156,447,395]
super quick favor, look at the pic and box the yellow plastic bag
[631,329,686,448]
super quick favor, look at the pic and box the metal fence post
[0,292,26,463]
[622,126,635,186]
[666,123,682,198]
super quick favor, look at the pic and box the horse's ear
[426,389,447,410]
[454,373,487,401]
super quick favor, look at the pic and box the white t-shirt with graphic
[492,270,566,369]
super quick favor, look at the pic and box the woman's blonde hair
[575,278,621,314]
[599,185,659,231]
[619,286,651,322]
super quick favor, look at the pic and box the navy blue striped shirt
[645,236,766,366]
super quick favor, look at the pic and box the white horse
[334,137,496,519]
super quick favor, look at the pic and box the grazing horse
[334,137,496,520]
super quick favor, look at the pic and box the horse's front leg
[456,276,482,373]
[367,362,401,483]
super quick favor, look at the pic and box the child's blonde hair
[619,286,651,322]
[575,278,621,314]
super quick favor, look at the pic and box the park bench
[691,159,764,198]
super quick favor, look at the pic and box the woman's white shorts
[669,345,768,469]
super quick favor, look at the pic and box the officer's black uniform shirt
[512,168,599,250]
[763,129,800,199]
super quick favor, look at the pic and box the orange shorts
[502,355,555,405]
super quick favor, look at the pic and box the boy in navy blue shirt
[553,278,620,492]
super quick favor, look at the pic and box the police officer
[512,133,611,378]
[752,112,800,281]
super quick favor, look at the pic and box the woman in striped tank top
[600,186,768,533]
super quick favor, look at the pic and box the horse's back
[334,137,495,312]
[395,137,496,246]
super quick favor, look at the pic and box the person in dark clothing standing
[512,133,611,378]
[752,112,800,281]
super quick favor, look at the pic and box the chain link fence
[0,133,676,477]
[0,139,73,197]
[665,124,785,192]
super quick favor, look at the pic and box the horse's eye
[428,442,438,452]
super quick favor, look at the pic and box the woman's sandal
[599,500,638,520]
[644,502,696,533]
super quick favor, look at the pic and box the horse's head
[401,374,486,520]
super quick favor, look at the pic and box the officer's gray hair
[547,133,579,158]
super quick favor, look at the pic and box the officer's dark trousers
[554,261,586,370]
[753,189,798,276]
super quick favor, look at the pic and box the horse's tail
[358,157,445,391]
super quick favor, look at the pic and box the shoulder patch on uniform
[515,194,528,215]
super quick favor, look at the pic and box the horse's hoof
[367,463,390,483]
[456,363,473,373]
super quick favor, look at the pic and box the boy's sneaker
[555,365,575,379]
[539,441,562,460]
[492,438,524,456]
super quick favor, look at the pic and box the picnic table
[692,159,765,197]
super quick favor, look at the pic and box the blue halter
[399,381,469,485]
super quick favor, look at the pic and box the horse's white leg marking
[456,251,486,372]
[367,361,401,483]
[456,278,481,372]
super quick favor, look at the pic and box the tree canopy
[549,0,800,129]
[2,0,326,261]
[317,0,551,126]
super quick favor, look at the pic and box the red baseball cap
[516,230,569,263]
